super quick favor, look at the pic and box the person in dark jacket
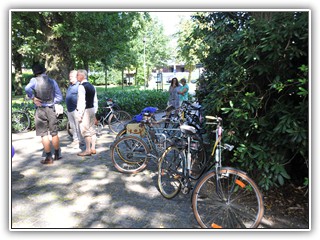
[66,70,84,149]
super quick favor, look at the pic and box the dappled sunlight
[71,193,97,213]
[122,173,146,182]
[30,191,58,203]
[40,202,78,227]
[125,183,149,194]
[13,121,307,229]
[21,168,39,177]
[150,212,177,228]
[76,179,110,193]
[39,176,72,185]
[90,165,113,180]
[115,205,144,219]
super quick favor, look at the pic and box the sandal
[77,152,91,156]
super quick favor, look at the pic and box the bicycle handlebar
[205,116,222,124]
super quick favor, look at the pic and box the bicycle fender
[220,166,248,176]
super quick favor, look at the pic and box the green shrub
[194,12,308,191]
[97,89,169,115]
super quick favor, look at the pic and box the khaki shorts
[79,108,96,137]
[35,106,58,137]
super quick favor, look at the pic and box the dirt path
[11,127,309,229]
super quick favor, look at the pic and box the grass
[11,95,26,104]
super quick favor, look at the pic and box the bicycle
[12,102,33,133]
[157,116,264,228]
[12,100,69,134]
[115,102,204,141]
[96,97,131,134]
[110,112,181,174]
[56,110,69,132]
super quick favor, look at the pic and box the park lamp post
[143,36,146,90]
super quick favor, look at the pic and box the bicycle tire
[115,127,127,140]
[111,135,150,174]
[12,111,30,133]
[57,112,68,131]
[189,135,207,179]
[96,122,103,135]
[192,168,264,229]
[67,122,73,137]
[108,110,132,134]
[157,146,184,199]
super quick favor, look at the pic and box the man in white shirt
[76,69,98,156]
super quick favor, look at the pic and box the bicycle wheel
[111,135,150,174]
[189,135,207,179]
[115,127,127,140]
[95,122,103,135]
[192,168,264,229]
[57,112,68,131]
[12,111,30,133]
[108,110,132,134]
[157,146,185,199]
[66,122,73,137]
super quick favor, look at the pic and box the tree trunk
[250,12,274,21]
[135,67,138,86]
[39,12,74,96]
[104,66,108,91]
[12,52,24,96]
[121,70,124,89]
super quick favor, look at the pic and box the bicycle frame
[202,116,238,199]
[99,106,114,124]
[137,121,174,161]
[176,116,234,193]
[128,115,181,162]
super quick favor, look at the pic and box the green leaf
[277,175,284,185]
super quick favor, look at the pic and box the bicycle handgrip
[205,116,222,121]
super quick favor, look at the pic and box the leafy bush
[194,12,309,190]
[97,89,169,116]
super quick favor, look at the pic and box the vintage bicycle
[96,97,131,134]
[12,101,68,133]
[157,116,264,228]
[110,111,181,174]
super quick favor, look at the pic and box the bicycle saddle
[180,124,197,135]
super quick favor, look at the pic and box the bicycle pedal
[182,187,190,194]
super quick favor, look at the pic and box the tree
[176,13,207,82]
[11,11,144,93]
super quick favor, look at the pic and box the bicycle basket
[126,123,146,137]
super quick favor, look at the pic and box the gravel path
[11,126,200,229]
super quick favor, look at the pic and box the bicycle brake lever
[224,144,234,151]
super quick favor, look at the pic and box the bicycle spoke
[192,169,264,228]
[158,147,183,199]
[111,135,149,174]
[12,112,29,133]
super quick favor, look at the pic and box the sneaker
[67,141,79,148]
